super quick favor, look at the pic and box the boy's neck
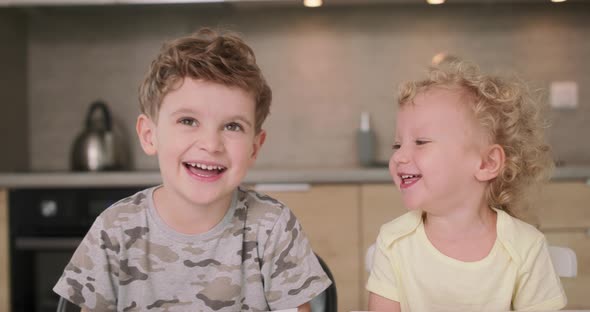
[152,186,234,235]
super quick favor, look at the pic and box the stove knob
[40,200,58,218]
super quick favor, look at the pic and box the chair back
[365,244,376,273]
[56,296,79,312]
[310,254,338,312]
[548,245,577,277]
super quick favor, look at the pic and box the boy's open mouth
[184,162,227,177]
[400,174,422,185]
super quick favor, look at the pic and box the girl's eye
[392,143,401,150]
[179,118,198,127]
[225,122,244,132]
[416,140,430,145]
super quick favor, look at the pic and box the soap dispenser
[357,112,376,167]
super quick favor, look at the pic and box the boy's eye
[392,143,401,150]
[225,122,244,132]
[179,118,198,127]
[415,140,430,145]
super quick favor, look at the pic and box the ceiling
[236,0,583,4]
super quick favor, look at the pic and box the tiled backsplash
[0,9,28,172]
[12,3,590,170]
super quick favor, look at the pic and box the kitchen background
[0,0,589,172]
[1,2,590,311]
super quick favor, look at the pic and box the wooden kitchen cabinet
[528,182,590,309]
[263,184,361,312]
[0,189,10,312]
[359,184,405,309]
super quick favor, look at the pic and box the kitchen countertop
[0,166,589,188]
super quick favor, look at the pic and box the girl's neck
[424,203,497,241]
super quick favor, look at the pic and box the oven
[8,187,144,312]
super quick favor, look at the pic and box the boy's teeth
[187,163,224,171]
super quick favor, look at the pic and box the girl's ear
[136,114,157,156]
[475,144,505,182]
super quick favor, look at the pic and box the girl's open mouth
[399,174,422,188]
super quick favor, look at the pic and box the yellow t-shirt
[367,209,567,311]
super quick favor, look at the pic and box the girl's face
[390,87,490,214]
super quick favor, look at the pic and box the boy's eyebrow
[170,108,197,116]
[170,109,254,128]
[228,115,253,128]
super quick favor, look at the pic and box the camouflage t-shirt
[53,186,331,311]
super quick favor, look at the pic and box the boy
[53,28,331,311]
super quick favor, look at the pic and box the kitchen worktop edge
[0,166,588,188]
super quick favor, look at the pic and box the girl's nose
[391,146,409,164]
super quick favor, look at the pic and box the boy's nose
[196,130,224,153]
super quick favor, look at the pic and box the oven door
[12,237,80,312]
[9,187,143,312]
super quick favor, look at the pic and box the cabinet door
[0,189,9,312]
[263,184,361,312]
[360,183,406,309]
[528,182,590,309]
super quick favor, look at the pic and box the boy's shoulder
[377,211,422,248]
[96,187,152,229]
[236,186,292,224]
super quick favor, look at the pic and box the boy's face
[137,78,265,211]
[390,87,489,214]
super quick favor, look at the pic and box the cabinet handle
[15,237,82,250]
[254,183,311,192]
[541,226,590,236]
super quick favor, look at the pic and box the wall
[21,2,590,171]
[0,9,28,171]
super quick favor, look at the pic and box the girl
[367,60,566,311]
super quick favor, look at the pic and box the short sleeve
[53,215,120,311]
[366,233,400,302]
[512,237,567,311]
[260,207,331,310]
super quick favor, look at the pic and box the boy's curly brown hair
[397,60,553,216]
[139,28,271,133]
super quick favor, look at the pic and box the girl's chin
[402,199,422,211]
[404,205,421,211]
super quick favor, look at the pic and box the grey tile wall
[21,3,590,171]
[0,9,28,172]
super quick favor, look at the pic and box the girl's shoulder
[377,211,423,248]
[495,209,547,264]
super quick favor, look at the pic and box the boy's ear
[475,144,505,182]
[250,130,266,160]
[136,114,157,156]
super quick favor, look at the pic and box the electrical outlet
[550,81,578,109]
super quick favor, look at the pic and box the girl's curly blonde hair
[398,60,553,216]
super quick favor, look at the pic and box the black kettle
[70,100,130,171]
